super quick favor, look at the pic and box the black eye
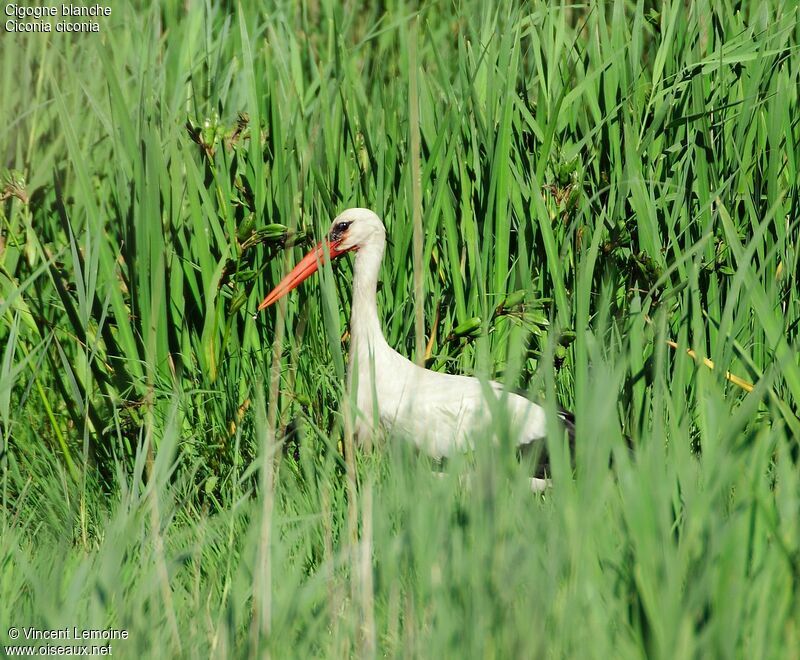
[330,221,352,240]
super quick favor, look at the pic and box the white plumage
[260,208,563,488]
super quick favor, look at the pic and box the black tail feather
[523,407,635,479]
[556,407,576,445]
[516,407,576,479]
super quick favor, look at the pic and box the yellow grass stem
[666,340,754,392]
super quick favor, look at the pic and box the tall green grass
[1,0,799,656]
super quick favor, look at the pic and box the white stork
[258,208,573,489]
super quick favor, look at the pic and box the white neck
[349,235,387,352]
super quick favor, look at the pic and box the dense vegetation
[1,0,799,656]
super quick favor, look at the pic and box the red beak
[257,240,350,311]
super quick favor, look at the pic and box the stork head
[326,207,385,252]
[257,208,385,310]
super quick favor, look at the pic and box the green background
[1,0,799,656]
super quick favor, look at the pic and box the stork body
[260,209,557,470]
